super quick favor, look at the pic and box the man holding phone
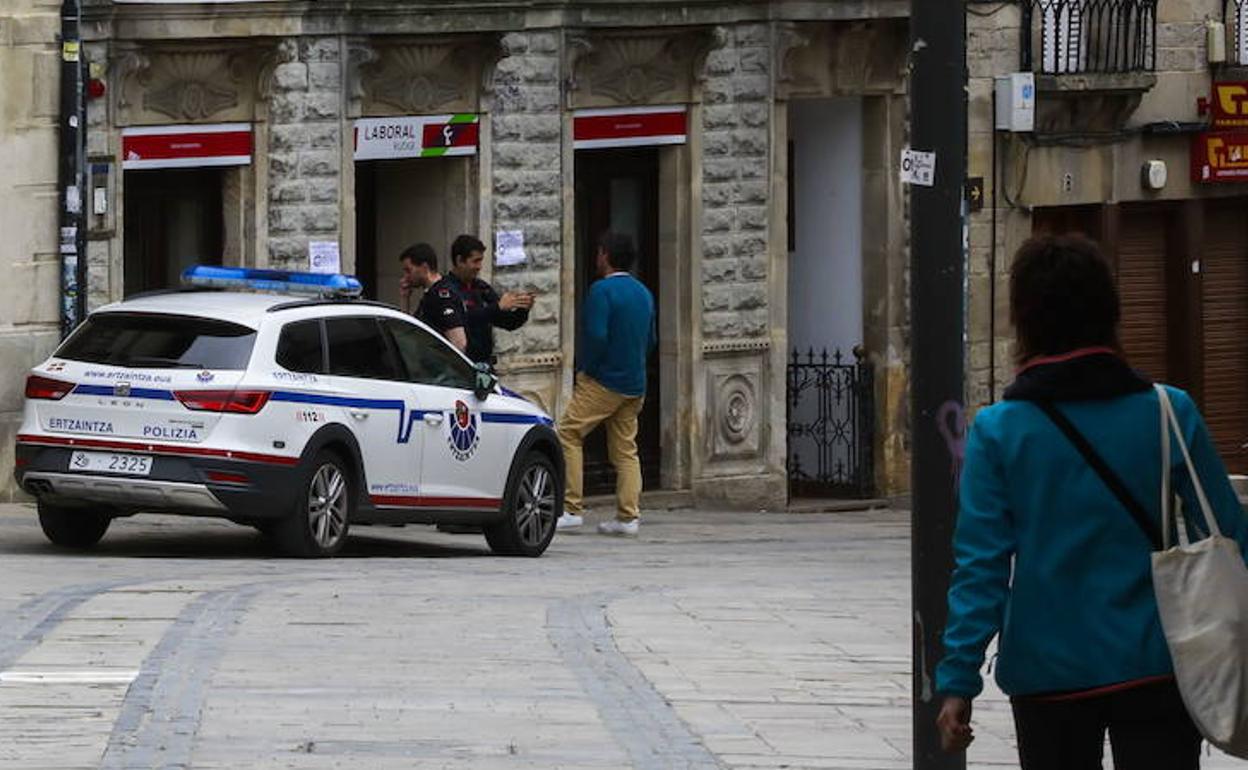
[420,234,534,368]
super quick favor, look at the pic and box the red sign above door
[573,107,688,150]
[1192,130,1248,184]
[121,123,252,170]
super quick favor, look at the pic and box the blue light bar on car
[182,266,363,297]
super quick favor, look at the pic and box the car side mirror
[473,364,497,401]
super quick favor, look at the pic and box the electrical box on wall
[995,73,1035,133]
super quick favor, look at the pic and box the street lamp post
[909,0,969,769]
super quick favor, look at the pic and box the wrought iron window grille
[1022,0,1158,75]
[786,347,875,500]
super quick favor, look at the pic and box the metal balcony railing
[1022,0,1158,75]
[1229,0,1248,65]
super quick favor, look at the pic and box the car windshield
[56,313,257,370]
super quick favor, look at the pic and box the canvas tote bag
[1154,384,1248,758]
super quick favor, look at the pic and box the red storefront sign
[573,107,688,150]
[1192,131,1248,183]
[121,123,252,170]
[1211,82,1248,129]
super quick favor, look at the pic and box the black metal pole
[910,0,968,768]
[58,0,86,338]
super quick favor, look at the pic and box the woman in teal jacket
[935,235,1248,769]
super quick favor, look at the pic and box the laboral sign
[573,107,687,150]
[121,123,251,170]
[354,115,479,161]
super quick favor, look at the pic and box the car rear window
[57,313,257,370]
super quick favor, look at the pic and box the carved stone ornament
[707,365,763,461]
[567,28,720,109]
[779,20,908,99]
[720,375,756,445]
[351,36,500,118]
[113,41,276,126]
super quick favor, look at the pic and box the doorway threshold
[786,497,891,514]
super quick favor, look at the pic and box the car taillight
[174,389,271,414]
[25,374,74,401]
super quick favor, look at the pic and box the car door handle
[423,413,444,426]
[348,410,369,421]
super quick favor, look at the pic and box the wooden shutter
[1201,203,1248,475]
[1116,209,1170,382]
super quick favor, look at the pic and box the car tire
[37,501,111,549]
[484,451,561,557]
[273,450,353,558]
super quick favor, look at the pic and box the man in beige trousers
[556,233,656,536]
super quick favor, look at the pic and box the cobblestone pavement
[0,504,1240,770]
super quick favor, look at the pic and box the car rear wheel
[274,451,352,558]
[484,452,560,557]
[37,501,111,549]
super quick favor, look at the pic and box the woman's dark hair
[450,234,486,264]
[1009,234,1120,363]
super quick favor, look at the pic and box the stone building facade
[0,0,912,508]
[966,0,1248,475]
[0,1,64,499]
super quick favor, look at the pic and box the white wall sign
[900,148,937,187]
[308,241,341,274]
[354,115,480,161]
[495,230,527,267]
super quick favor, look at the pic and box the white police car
[14,267,563,557]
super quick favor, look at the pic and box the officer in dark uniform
[418,234,533,368]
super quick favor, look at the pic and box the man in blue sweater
[556,233,656,536]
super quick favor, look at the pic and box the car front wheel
[274,451,353,558]
[37,501,111,549]
[484,452,560,557]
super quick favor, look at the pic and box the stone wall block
[521,57,559,84]
[734,181,768,205]
[740,258,767,280]
[267,237,305,264]
[740,104,769,128]
[528,32,559,55]
[703,286,733,312]
[706,49,738,76]
[298,152,337,178]
[703,258,739,282]
[269,153,298,175]
[704,158,739,183]
[304,93,341,120]
[703,236,733,260]
[703,183,732,207]
[732,235,767,258]
[272,181,308,204]
[704,132,732,157]
[735,285,767,310]
[733,76,769,102]
[735,24,769,46]
[738,206,767,231]
[704,210,734,233]
[308,62,341,91]
[270,125,310,152]
[302,206,340,234]
[500,32,529,55]
[731,130,767,157]
[273,62,308,92]
[704,105,739,131]
[268,207,300,235]
[309,183,338,204]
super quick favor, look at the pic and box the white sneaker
[597,519,639,537]
[556,514,584,530]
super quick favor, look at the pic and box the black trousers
[1011,680,1202,770]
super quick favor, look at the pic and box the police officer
[419,234,533,367]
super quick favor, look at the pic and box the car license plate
[68,451,152,476]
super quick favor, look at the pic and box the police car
[14,267,563,557]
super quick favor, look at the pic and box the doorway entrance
[574,148,662,495]
[123,168,224,296]
[354,157,476,307]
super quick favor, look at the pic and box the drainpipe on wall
[57,0,87,338]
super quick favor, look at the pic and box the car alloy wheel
[307,462,348,550]
[515,463,556,548]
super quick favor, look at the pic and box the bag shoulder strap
[1035,401,1164,551]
